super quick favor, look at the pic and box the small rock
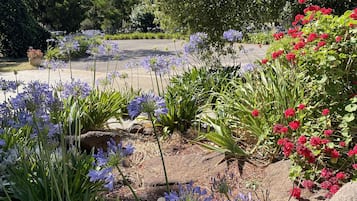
[157,197,165,201]
[330,182,357,201]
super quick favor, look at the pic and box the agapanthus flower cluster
[164,181,212,201]
[58,35,80,54]
[44,59,67,71]
[223,29,243,42]
[86,41,120,58]
[0,81,61,137]
[127,93,168,119]
[0,78,18,93]
[61,80,92,99]
[88,139,134,191]
[141,55,185,75]
[239,63,257,75]
[184,32,208,54]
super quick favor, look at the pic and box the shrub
[266,8,357,114]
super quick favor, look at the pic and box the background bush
[0,0,50,58]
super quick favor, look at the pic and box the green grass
[0,58,37,72]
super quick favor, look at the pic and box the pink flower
[352,164,357,170]
[297,104,306,110]
[323,129,333,137]
[320,181,332,189]
[290,187,301,199]
[329,185,340,194]
[289,120,300,130]
[251,109,259,117]
[284,108,296,118]
[336,172,346,180]
[322,108,330,116]
[339,141,346,147]
[335,36,342,42]
[321,168,333,179]
[298,0,306,4]
[272,50,284,59]
[302,180,314,190]
[261,58,268,64]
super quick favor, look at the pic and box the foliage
[0,0,50,58]
[161,66,235,134]
[215,65,315,158]
[243,32,275,45]
[274,98,357,199]
[24,0,87,33]
[266,8,357,114]
[81,0,139,33]
[129,2,158,33]
[60,89,128,133]
[154,0,286,43]
[104,32,186,40]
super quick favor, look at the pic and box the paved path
[0,40,269,101]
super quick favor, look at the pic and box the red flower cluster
[273,32,284,40]
[289,120,300,130]
[286,52,296,61]
[261,58,268,64]
[290,187,301,199]
[322,108,330,116]
[251,109,259,117]
[272,50,284,59]
[277,138,294,157]
[284,108,296,118]
[347,144,357,157]
[350,8,357,20]
[273,124,289,134]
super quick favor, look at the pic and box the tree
[0,0,50,58]
[24,0,86,32]
[155,0,286,43]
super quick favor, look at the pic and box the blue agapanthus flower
[43,59,67,71]
[88,139,134,191]
[61,80,92,99]
[223,29,243,42]
[0,78,18,92]
[58,35,80,53]
[141,55,185,75]
[184,32,208,54]
[164,181,212,201]
[127,93,168,119]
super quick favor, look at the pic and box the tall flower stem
[93,57,97,89]
[68,50,73,81]
[149,114,169,192]
[116,165,140,201]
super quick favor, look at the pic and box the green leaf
[343,113,355,122]
[345,104,357,112]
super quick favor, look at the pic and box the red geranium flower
[336,172,346,180]
[294,40,306,50]
[307,33,318,42]
[323,129,333,137]
[261,58,268,64]
[302,180,314,190]
[320,33,329,39]
[298,103,306,110]
[298,0,306,4]
[322,108,330,116]
[289,120,300,130]
[321,168,333,179]
[290,187,301,199]
[352,164,357,170]
[339,141,346,147]
[317,41,326,48]
[298,135,307,144]
[320,181,332,189]
[310,136,321,146]
[286,52,296,61]
[272,50,284,59]
[329,185,340,194]
[330,149,340,158]
[273,32,284,40]
[284,108,296,118]
[251,109,259,117]
[320,7,332,15]
[335,36,342,42]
